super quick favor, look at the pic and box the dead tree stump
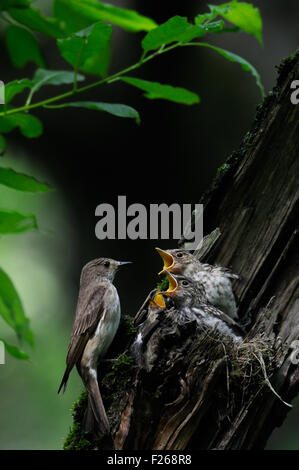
[64,51,299,451]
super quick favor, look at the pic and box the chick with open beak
[152,287,166,310]
[160,271,243,342]
[155,247,239,320]
[131,288,166,368]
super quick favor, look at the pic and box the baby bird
[161,271,243,342]
[131,291,166,368]
[156,247,239,320]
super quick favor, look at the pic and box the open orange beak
[155,247,175,275]
[161,271,178,297]
[150,287,166,309]
[152,289,166,309]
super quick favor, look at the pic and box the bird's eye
[181,280,189,287]
[104,261,110,268]
[176,252,184,258]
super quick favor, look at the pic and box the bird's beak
[155,247,175,275]
[161,271,178,297]
[117,261,132,267]
[149,293,166,310]
[153,288,166,309]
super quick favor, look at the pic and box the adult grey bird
[156,247,239,320]
[58,257,131,436]
[161,271,243,342]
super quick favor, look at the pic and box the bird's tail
[57,367,70,394]
[83,395,97,434]
[84,374,110,437]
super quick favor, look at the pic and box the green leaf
[0,209,38,234]
[54,5,112,77]
[195,1,263,44]
[195,6,220,24]
[32,68,85,93]
[4,79,33,104]
[201,20,225,34]
[0,135,6,155]
[0,267,34,345]
[0,0,30,8]
[57,21,112,71]
[121,77,200,105]
[218,1,262,44]
[78,44,110,77]
[196,43,264,97]
[61,101,140,124]
[0,167,52,192]
[0,113,43,138]
[142,16,206,53]
[8,6,65,38]
[5,25,45,68]
[54,0,96,35]
[25,69,86,113]
[54,0,157,33]
[0,338,29,360]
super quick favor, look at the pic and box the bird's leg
[101,358,118,364]
[101,348,129,364]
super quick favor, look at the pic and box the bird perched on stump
[156,247,239,320]
[58,257,131,437]
[161,271,243,342]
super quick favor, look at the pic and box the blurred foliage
[0,167,52,359]
[0,150,81,449]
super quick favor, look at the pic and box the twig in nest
[253,352,292,408]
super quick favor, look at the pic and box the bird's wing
[207,304,245,336]
[72,285,107,336]
[67,285,107,364]
[213,265,239,279]
[58,285,107,393]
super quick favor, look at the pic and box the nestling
[156,247,239,319]
[161,271,243,342]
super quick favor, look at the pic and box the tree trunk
[64,51,299,451]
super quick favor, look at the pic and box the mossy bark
[64,50,299,450]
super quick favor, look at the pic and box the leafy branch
[0,1,264,142]
[0,0,265,359]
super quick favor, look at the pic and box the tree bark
[64,51,299,451]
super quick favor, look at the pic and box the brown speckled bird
[58,257,131,436]
[156,247,239,320]
[161,271,243,342]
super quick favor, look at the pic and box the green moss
[101,354,134,405]
[102,354,133,390]
[276,49,298,83]
[63,391,94,450]
[122,314,137,336]
[216,163,230,179]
